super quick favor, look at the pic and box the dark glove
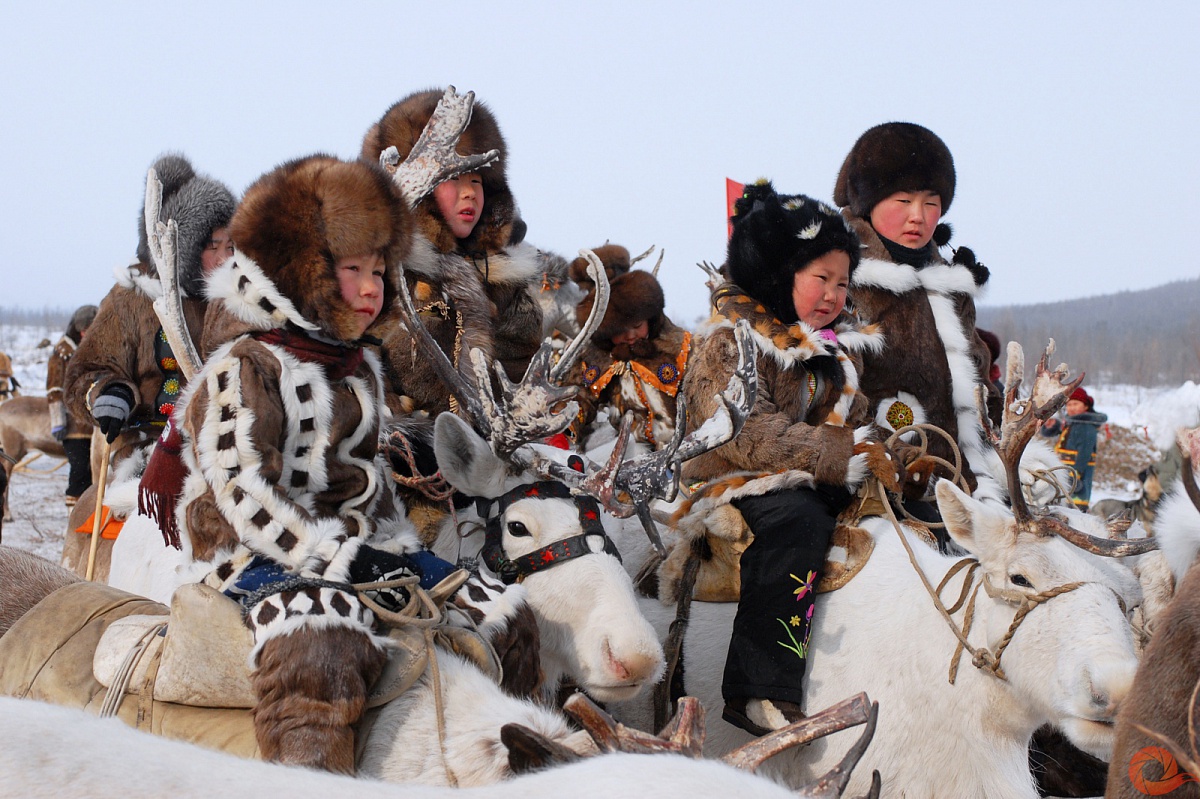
[92,383,136,443]
[51,425,67,443]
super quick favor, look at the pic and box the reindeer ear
[937,480,980,551]
[433,412,509,498]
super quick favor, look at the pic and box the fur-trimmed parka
[174,155,410,655]
[845,215,1001,492]
[64,155,235,465]
[681,284,884,492]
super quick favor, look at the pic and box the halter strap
[477,481,622,585]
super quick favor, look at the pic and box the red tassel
[137,420,187,550]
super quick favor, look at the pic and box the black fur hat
[726,181,860,325]
[833,122,956,218]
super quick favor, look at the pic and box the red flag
[726,178,745,239]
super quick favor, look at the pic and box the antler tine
[796,701,881,799]
[145,169,202,380]
[1038,514,1159,557]
[721,692,872,773]
[380,85,500,208]
[471,347,579,459]
[697,260,724,293]
[550,249,610,383]
[394,261,489,434]
[629,244,656,266]
[563,692,703,756]
[651,248,665,279]
[655,696,707,757]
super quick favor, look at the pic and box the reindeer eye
[506,521,532,538]
[1009,574,1033,588]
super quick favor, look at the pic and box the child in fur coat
[681,182,902,736]
[171,155,533,773]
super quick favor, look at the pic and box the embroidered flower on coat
[657,363,678,384]
[791,570,817,601]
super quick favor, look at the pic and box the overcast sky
[2,1,1196,326]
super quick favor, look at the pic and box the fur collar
[205,250,319,334]
[851,258,980,298]
[113,262,163,301]
[705,285,883,368]
[404,235,540,287]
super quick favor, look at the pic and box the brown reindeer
[0,395,67,522]
[1107,439,1200,798]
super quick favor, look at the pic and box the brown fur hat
[361,88,517,255]
[568,244,632,293]
[727,181,860,326]
[833,122,956,217]
[576,269,666,345]
[135,153,237,297]
[229,155,411,343]
[66,304,98,342]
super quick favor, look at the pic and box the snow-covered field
[1,324,1196,558]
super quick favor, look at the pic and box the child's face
[869,190,942,249]
[611,319,650,347]
[335,252,385,339]
[791,250,850,329]
[1066,399,1087,416]
[433,173,484,239]
[201,227,235,274]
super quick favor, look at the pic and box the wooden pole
[85,437,113,582]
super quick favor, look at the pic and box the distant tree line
[978,278,1200,388]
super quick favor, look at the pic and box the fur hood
[135,153,236,298]
[218,155,411,345]
[361,88,519,256]
[577,269,667,347]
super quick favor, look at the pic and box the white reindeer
[613,344,1156,797]
[0,696,806,799]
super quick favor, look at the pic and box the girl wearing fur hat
[361,88,544,414]
[679,182,900,735]
[833,123,1002,503]
[62,154,236,577]
[565,245,691,450]
[361,89,546,541]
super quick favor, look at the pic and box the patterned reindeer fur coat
[845,216,1001,492]
[681,285,884,494]
[175,155,411,658]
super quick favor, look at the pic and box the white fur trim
[113,264,163,300]
[844,452,869,491]
[874,392,928,442]
[404,236,541,286]
[205,251,319,332]
[924,290,989,474]
[835,324,886,356]
[916,263,980,298]
[851,259,921,293]
[1156,488,1200,583]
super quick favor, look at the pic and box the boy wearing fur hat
[680,182,900,735]
[168,155,484,772]
[1041,387,1107,511]
[566,245,691,449]
[62,154,235,575]
[833,123,1001,501]
[46,303,98,505]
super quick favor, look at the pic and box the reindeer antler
[145,169,202,380]
[986,341,1157,557]
[379,86,500,208]
[394,248,612,458]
